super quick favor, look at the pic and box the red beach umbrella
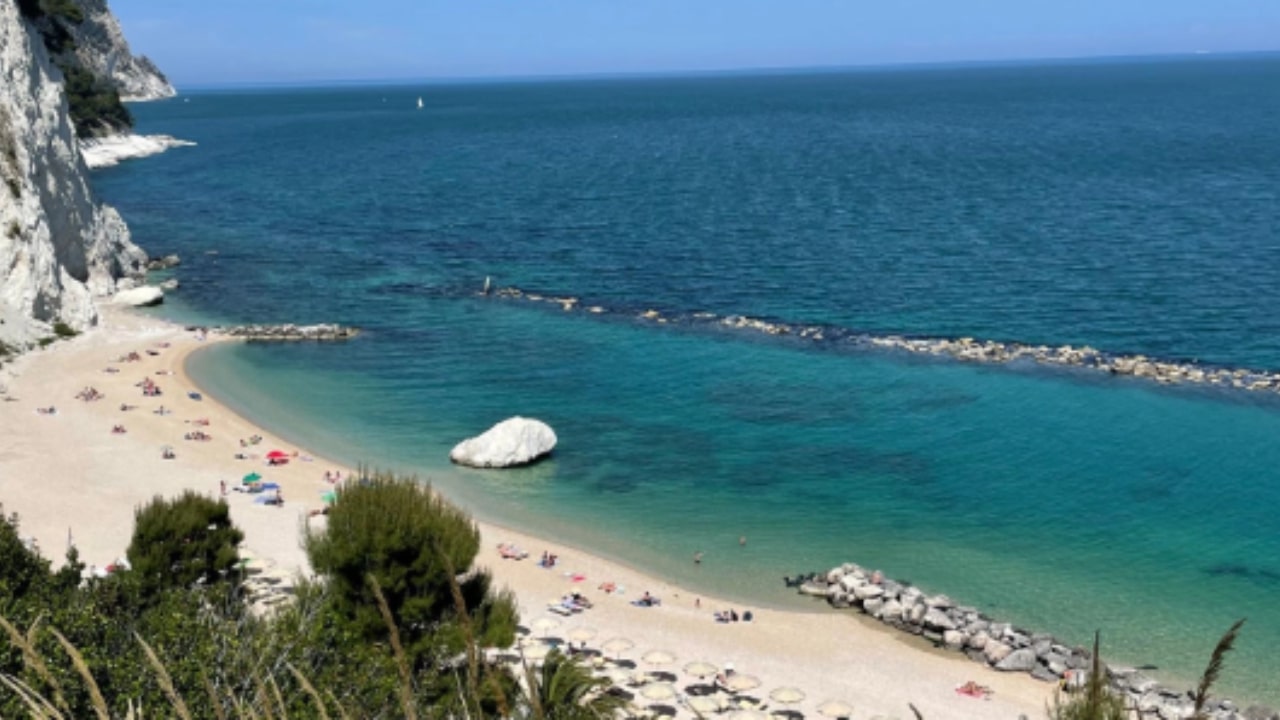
[266,450,290,460]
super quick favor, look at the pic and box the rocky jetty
[208,324,360,342]
[796,563,1270,720]
[450,416,557,468]
[485,284,1280,399]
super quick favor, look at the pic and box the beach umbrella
[320,491,337,504]
[531,617,560,637]
[602,637,634,657]
[568,626,598,643]
[685,696,723,715]
[639,683,676,703]
[728,710,768,720]
[521,643,551,662]
[601,668,632,686]
[770,687,806,705]
[261,482,280,490]
[266,450,289,459]
[642,649,676,666]
[724,674,762,693]
[242,472,261,484]
[683,661,719,678]
[816,700,854,719]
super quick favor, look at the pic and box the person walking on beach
[694,551,703,564]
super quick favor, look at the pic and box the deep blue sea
[97,57,1280,704]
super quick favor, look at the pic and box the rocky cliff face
[0,0,147,351]
[65,0,174,101]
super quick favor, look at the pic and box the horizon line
[170,48,1280,92]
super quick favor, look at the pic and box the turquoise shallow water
[99,57,1280,703]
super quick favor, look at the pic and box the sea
[94,56,1280,704]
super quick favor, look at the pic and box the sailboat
[416,96,423,110]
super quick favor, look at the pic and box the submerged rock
[450,416,557,469]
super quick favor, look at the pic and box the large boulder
[112,286,164,307]
[996,648,1038,672]
[450,416,557,468]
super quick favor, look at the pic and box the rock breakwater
[794,563,1271,720]
[484,284,1280,398]
[203,324,359,342]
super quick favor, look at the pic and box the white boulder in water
[112,286,164,307]
[450,417,557,468]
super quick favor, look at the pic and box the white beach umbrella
[531,616,560,637]
[769,687,806,705]
[602,637,635,657]
[724,673,762,693]
[640,682,677,703]
[568,626,598,643]
[521,643,552,662]
[685,695,723,714]
[817,700,855,719]
[683,660,719,678]
[643,649,677,666]
[601,668,632,686]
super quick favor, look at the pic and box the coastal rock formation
[146,253,180,271]
[0,0,147,351]
[111,285,163,306]
[213,323,360,342]
[796,562,1270,720]
[450,417,557,468]
[486,283,1280,400]
[81,134,194,169]
[62,0,175,101]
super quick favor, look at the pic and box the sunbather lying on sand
[498,543,528,559]
[955,681,992,698]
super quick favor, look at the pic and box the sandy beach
[0,307,1056,720]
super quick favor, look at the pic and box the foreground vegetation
[0,472,1250,718]
[0,473,620,718]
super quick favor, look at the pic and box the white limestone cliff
[66,0,175,101]
[0,0,147,351]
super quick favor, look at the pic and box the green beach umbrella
[242,472,262,484]
[320,491,337,504]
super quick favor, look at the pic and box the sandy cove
[0,307,1055,720]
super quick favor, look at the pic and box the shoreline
[0,307,1057,720]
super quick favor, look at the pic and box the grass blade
[48,627,109,720]
[134,631,192,720]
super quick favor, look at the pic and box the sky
[111,0,1280,87]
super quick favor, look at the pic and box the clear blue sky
[112,0,1280,86]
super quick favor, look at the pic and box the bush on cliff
[17,0,135,138]
[61,64,133,138]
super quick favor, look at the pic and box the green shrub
[126,491,244,598]
[51,320,77,338]
[4,179,18,200]
[5,220,18,239]
[305,471,518,665]
[61,65,133,138]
